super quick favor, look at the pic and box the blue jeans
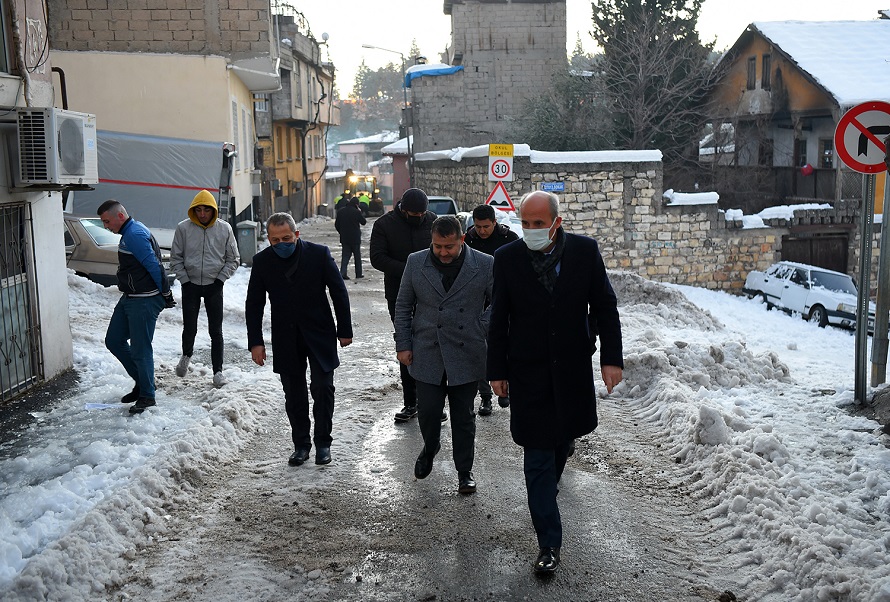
[105,295,165,399]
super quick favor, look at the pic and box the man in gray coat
[394,215,493,494]
[170,189,240,387]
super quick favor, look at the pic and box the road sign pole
[856,174,876,403]
[872,175,890,386]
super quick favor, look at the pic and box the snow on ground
[2,247,890,600]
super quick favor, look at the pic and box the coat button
[439,307,443,311]
[437,324,442,328]
[459,325,463,329]
[434,341,439,346]
[459,308,464,312]
[460,342,464,347]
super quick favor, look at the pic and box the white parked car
[742,261,873,329]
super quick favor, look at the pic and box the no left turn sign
[834,101,890,174]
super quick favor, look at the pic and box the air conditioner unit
[14,107,99,188]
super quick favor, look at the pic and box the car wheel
[808,305,828,327]
[761,293,773,310]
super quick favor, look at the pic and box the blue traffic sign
[540,182,565,192]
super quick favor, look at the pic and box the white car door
[780,267,812,315]
[761,264,793,305]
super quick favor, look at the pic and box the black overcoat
[369,203,435,301]
[334,204,366,247]
[245,240,353,374]
[486,232,623,448]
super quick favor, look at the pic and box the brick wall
[412,0,566,152]
[46,0,271,55]
[416,156,869,292]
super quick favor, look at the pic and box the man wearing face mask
[487,191,623,576]
[245,212,353,467]
[370,187,443,423]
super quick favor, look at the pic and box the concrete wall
[412,0,566,152]
[416,156,868,293]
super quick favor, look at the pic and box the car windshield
[428,200,455,215]
[80,218,121,246]
[810,271,857,295]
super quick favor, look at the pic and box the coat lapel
[443,247,479,300]
[421,252,448,297]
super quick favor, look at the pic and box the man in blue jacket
[245,212,353,467]
[98,200,174,414]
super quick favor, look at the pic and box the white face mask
[523,223,555,251]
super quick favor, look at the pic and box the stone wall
[412,0,566,152]
[416,156,868,293]
[46,0,272,55]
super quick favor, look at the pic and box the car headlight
[837,303,856,314]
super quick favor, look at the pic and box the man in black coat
[487,191,623,576]
[370,188,440,423]
[246,212,353,467]
[334,197,367,280]
[464,203,518,416]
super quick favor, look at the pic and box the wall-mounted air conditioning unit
[14,107,98,188]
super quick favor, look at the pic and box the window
[746,56,756,90]
[276,126,284,161]
[819,139,833,169]
[254,94,269,112]
[759,138,774,166]
[761,54,771,91]
[795,139,807,167]
[231,100,240,170]
[242,106,250,170]
[0,0,11,73]
[294,66,303,108]
[306,135,313,159]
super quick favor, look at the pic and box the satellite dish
[321,32,329,42]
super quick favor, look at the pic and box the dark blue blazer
[245,239,352,374]
[487,232,623,448]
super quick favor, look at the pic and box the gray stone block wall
[416,158,868,292]
[413,0,566,152]
[47,0,272,55]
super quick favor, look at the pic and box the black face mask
[405,213,422,228]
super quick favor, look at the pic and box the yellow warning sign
[489,144,514,157]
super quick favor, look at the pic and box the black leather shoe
[458,471,476,494]
[289,448,310,466]
[414,442,440,479]
[315,447,331,465]
[534,547,560,574]
[440,411,448,422]
[478,398,492,416]
[120,386,140,404]
[394,405,418,422]
[567,439,576,457]
[498,396,510,408]
[128,397,156,414]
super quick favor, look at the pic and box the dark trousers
[387,297,416,406]
[279,350,335,451]
[416,377,476,472]
[523,440,573,549]
[340,242,362,277]
[105,295,164,399]
[181,282,224,373]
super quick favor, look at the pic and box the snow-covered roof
[414,144,662,164]
[663,189,719,206]
[381,135,413,155]
[338,131,399,146]
[749,20,890,108]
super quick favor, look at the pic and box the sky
[3,207,890,599]
[292,0,885,97]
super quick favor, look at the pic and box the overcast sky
[293,0,883,96]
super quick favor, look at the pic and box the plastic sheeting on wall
[69,130,221,230]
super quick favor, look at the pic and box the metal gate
[0,204,41,401]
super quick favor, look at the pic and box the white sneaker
[175,354,190,377]
[213,371,227,388]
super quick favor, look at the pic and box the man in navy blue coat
[487,191,623,575]
[246,212,353,467]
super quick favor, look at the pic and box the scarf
[526,227,565,294]
[429,244,466,292]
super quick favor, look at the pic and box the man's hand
[162,291,176,309]
[251,345,266,366]
[338,337,353,347]
[397,350,413,366]
[491,380,508,398]
[601,365,623,394]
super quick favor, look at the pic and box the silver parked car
[63,215,173,286]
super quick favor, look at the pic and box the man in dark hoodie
[369,187,445,423]
[170,189,240,388]
[464,203,518,415]
[334,197,366,280]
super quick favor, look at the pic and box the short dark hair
[431,215,463,238]
[96,200,124,216]
[472,204,496,222]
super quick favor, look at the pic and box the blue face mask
[272,241,296,258]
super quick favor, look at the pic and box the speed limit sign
[488,144,514,181]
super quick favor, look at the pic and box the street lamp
[361,43,415,188]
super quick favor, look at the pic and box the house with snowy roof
[705,16,889,212]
